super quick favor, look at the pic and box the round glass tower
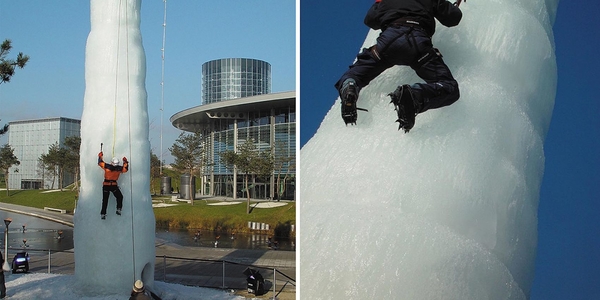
[202,58,271,105]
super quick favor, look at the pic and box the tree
[0,39,29,85]
[150,151,161,194]
[39,154,56,189]
[0,144,20,196]
[64,136,81,191]
[220,138,274,214]
[40,145,58,189]
[0,40,29,141]
[40,143,70,191]
[273,140,295,201]
[36,157,54,188]
[169,132,203,203]
[0,121,8,137]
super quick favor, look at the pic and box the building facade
[172,58,294,200]
[202,58,271,105]
[171,91,296,200]
[7,117,81,190]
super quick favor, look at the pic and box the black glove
[122,157,128,164]
[98,151,103,157]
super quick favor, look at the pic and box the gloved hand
[122,157,128,163]
[98,151,103,157]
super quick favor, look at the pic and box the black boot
[340,79,359,125]
[389,85,416,133]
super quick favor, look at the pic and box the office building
[7,117,81,189]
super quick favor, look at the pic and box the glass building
[171,91,296,200]
[7,117,81,190]
[202,58,271,105]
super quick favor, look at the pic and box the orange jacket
[98,154,128,186]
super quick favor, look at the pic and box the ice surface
[5,273,243,299]
[300,0,559,299]
[74,0,156,295]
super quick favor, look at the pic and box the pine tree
[0,40,29,138]
[0,122,8,137]
[0,39,29,84]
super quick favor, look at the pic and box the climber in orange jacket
[98,152,128,220]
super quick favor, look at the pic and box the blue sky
[0,0,296,164]
[300,0,599,299]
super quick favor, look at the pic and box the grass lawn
[0,189,78,212]
[0,189,295,236]
[154,197,296,236]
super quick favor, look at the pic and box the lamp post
[3,218,11,271]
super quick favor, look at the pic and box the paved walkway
[0,202,296,298]
[0,202,75,227]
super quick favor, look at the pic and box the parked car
[12,251,29,274]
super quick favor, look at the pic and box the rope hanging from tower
[112,0,138,283]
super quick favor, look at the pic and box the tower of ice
[74,0,155,295]
[300,1,558,299]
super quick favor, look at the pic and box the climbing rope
[112,2,121,158]
[123,0,138,283]
[114,0,138,283]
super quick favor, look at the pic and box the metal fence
[8,248,296,298]
[158,255,295,297]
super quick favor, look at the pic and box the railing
[158,255,296,298]
[5,248,296,298]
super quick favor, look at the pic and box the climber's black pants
[335,24,459,114]
[101,185,123,215]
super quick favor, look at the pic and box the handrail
[12,248,296,297]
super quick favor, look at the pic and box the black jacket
[364,0,462,36]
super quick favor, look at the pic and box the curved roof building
[171,59,295,201]
[172,91,295,131]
